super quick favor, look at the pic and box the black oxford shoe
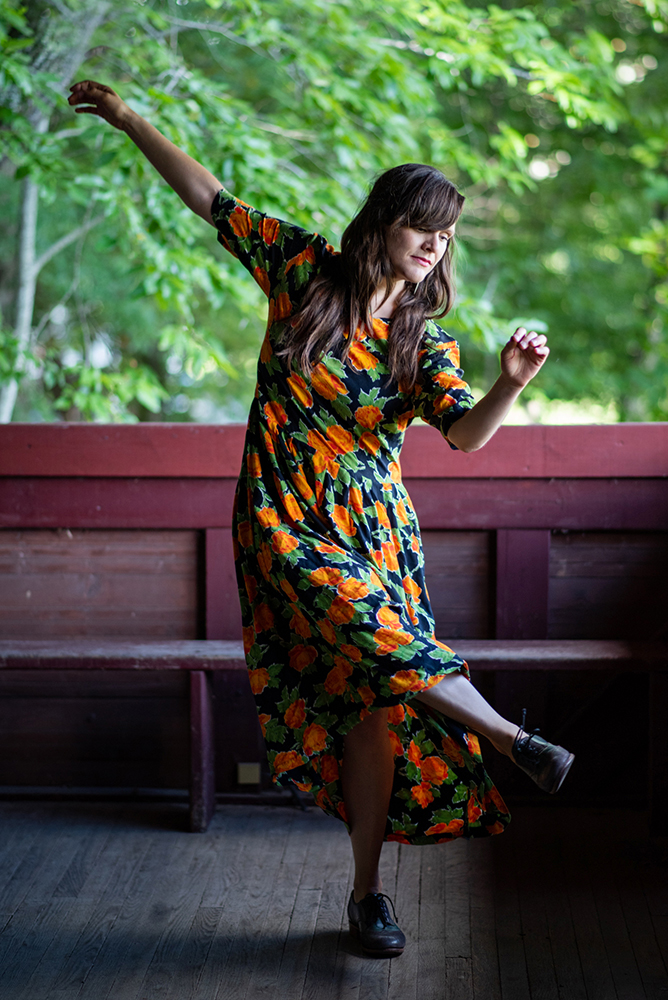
[348,891,406,958]
[512,715,575,794]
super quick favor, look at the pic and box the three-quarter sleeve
[211,187,332,304]
[413,321,475,447]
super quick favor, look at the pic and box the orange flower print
[249,667,270,694]
[311,363,348,400]
[254,603,274,633]
[326,424,354,454]
[425,819,464,838]
[263,430,275,454]
[257,542,272,580]
[355,405,383,430]
[408,740,423,766]
[282,492,304,522]
[271,531,299,555]
[410,534,420,553]
[289,606,312,638]
[371,317,389,340]
[253,266,271,296]
[389,461,401,483]
[284,698,306,729]
[468,795,482,824]
[465,733,482,758]
[256,507,281,529]
[264,400,288,437]
[247,453,262,478]
[406,704,418,718]
[316,787,332,811]
[273,751,305,774]
[229,206,251,238]
[388,668,424,694]
[332,505,356,537]
[258,713,271,738]
[441,735,465,767]
[302,722,327,755]
[291,465,314,501]
[406,602,419,626]
[259,216,280,245]
[280,578,299,603]
[421,756,449,785]
[287,373,313,409]
[244,574,258,602]
[285,245,316,273]
[376,606,401,629]
[387,832,411,844]
[337,578,369,601]
[340,643,362,661]
[274,291,292,321]
[315,541,346,555]
[374,501,391,528]
[485,821,506,836]
[371,549,384,570]
[388,730,403,756]
[348,341,378,371]
[433,393,456,415]
[349,486,364,515]
[357,685,376,707]
[396,409,414,432]
[327,596,356,625]
[375,628,413,655]
[411,782,434,808]
[396,500,410,526]
[242,624,255,655]
[320,755,339,783]
[402,576,422,601]
[336,802,349,823]
[289,644,318,672]
[238,521,253,548]
[381,540,399,572]
[359,431,381,455]
[309,567,343,587]
[318,618,337,645]
[324,659,352,695]
[387,704,405,725]
[434,371,468,390]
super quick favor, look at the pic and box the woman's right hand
[68,80,132,131]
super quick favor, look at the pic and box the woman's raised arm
[68,80,222,225]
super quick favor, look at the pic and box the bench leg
[649,672,668,837]
[190,670,216,833]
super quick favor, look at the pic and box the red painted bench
[0,640,246,832]
[1,638,666,833]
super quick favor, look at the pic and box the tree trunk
[0,0,111,423]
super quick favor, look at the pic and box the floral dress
[212,189,510,845]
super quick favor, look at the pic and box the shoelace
[516,708,543,760]
[365,893,398,927]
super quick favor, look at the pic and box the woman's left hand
[499,326,550,389]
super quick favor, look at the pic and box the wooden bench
[0,640,246,833]
[2,638,666,833]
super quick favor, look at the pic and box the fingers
[510,326,549,355]
[67,80,114,106]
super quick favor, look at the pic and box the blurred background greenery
[0,0,666,424]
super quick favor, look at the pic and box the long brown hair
[277,163,465,391]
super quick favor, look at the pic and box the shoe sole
[549,752,575,794]
[349,921,405,958]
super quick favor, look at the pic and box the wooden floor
[0,801,666,1000]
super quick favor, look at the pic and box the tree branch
[32,213,105,278]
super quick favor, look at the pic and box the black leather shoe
[348,891,406,958]
[512,711,574,794]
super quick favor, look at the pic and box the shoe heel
[349,921,359,937]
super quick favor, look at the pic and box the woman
[69,80,574,959]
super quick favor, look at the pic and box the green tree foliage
[0,0,666,422]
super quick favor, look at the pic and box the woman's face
[385,224,455,285]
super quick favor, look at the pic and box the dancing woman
[69,80,574,959]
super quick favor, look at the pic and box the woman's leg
[415,671,519,756]
[341,708,394,903]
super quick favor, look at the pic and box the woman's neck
[370,280,406,319]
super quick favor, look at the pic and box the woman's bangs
[402,178,463,232]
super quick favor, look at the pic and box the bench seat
[1,639,666,832]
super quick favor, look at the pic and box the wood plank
[512,811,560,1000]
[649,673,668,834]
[422,531,492,640]
[417,844,447,1000]
[4,423,667,479]
[387,843,421,1000]
[496,529,550,640]
[4,477,668,532]
[190,670,216,832]
[467,839,501,1000]
[493,829,531,1000]
[206,527,242,640]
